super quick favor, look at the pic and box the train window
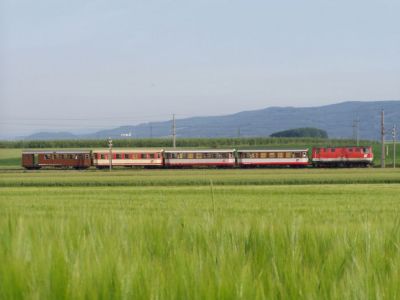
[331,148,335,152]
[116,154,122,159]
[100,154,105,159]
[269,152,276,158]
[363,148,369,153]
[140,154,147,159]
[349,148,353,152]
[124,154,129,159]
[277,152,284,158]
[285,152,292,158]
[149,153,155,159]
[260,152,267,158]
[44,154,50,160]
[85,154,90,159]
[303,152,307,158]
[195,153,203,159]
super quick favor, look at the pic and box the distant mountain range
[24,101,400,141]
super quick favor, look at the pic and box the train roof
[237,149,308,152]
[22,150,91,154]
[312,146,372,148]
[164,149,235,153]
[92,148,164,153]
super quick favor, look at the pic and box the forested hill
[24,101,400,141]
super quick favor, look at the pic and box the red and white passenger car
[311,146,373,167]
[164,149,236,167]
[92,149,164,168]
[237,149,309,167]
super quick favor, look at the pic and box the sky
[1,0,399,138]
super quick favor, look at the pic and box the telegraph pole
[393,125,396,168]
[381,110,385,168]
[108,137,113,171]
[172,114,176,148]
[150,124,153,138]
[352,118,360,146]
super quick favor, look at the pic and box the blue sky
[1,0,399,137]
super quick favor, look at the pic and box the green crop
[1,183,400,299]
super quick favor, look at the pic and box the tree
[270,127,328,138]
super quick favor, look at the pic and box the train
[21,146,374,169]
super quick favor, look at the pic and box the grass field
[2,147,400,299]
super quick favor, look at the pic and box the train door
[33,153,38,167]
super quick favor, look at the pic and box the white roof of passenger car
[164,149,235,153]
[92,148,164,153]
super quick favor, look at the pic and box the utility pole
[381,110,385,168]
[108,137,113,171]
[352,118,360,146]
[393,125,396,168]
[150,124,153,138]
[172,114,176,148]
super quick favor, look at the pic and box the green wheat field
[1,149,400,299]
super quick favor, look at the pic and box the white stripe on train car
[164,158,236,165]
[93,159,163,166]
[237,158,309,164]
[312,158,373,162]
